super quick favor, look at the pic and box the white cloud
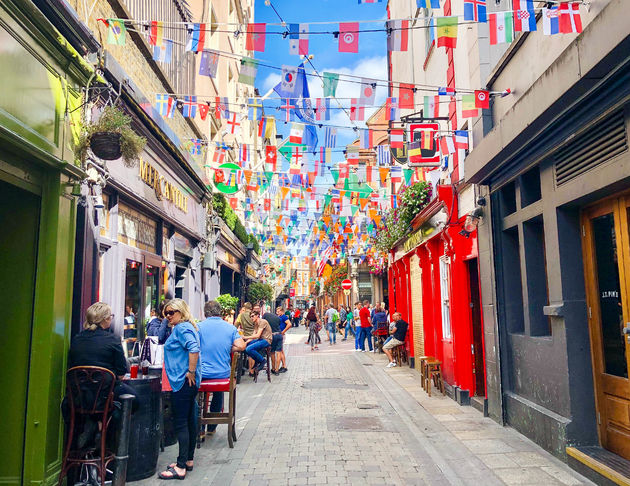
[261,72,281,93]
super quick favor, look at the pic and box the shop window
[99,193,111,238]
[358,271,373,303]
[145,264,160,324]
[520,166,542,208]
[439,256,452,339]
[118,203,157,253]
[523,216,551,336]
[500,226,525,333]
[124,259,142,356]
[500,181,517,217]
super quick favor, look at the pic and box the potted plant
[76,105,146,167]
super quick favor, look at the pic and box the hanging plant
[75,105,146,167]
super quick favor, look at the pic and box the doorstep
[567,446,630,486]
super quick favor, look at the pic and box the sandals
[168,463,193,472]
[159,466,186,480]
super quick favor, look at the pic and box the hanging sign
[214,162,240,194]
[408,123,440,167]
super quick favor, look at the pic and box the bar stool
[425,359,445,397]
[253,347,271,383]
[417,356,432,389]
[392,345,408,367]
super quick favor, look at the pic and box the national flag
[240,144,250,167]
[386,97,399,121]
[377,145,391,166]
[106,19,126,45]
[440,136,456,155]
[464,0,487,23]
[278,65,299,98]
[339,22,360,53]
[323,72,340,97]
[408,141,422,159]
[438,86,456,96]
[437,16,458,48]
[416,0,440,7]
[212,147,226,165]
[423,95,440,118]
[350,99,365,121]
[420,130,434,150]
[156,94,174,117]
[189,139,203,156]
[359,129,373,149]
[246,23,266,52]
[390,129,404,148]
[266,146,278,170]
[182,96,197,118]
[280,98,296,123]
[199,49,219,77]
[149,21,164,46]
[359,78,377,106]
[226,112,241,135]
[398,83,415,109]
[290,122,305,144]
[386,19,409,52]
[152,40,173,64]
[215,96,230,119]
[324,127,337,148]
[346,146,359,165]
[238,57,259,86]
[290,147,303,174]
[248,98,263,122]
[316,98,331,121]
[317,245,333,276]
[454,130,469,149]
[391,166,402,184]
[475,90,490,109]
[559,4,582,33]
[513,0,536,32]
[198,103,209,121]
[258,117,275,138]
[489,12,514,45]
[186,23,206,52]
[461,94,479,118]
[542,7,560,36]
[289,23,309,55]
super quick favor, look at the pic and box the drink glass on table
[130,364,138,378]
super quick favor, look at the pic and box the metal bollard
[112,394,134,486]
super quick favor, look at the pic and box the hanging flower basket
[89,132,122,160]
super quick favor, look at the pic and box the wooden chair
[425,359,445,397]
[197,352,239,448]
[253,346,271,383]
[393,344,409,367]
[417,356,432,391]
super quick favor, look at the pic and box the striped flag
[152,40,173,64]
[186,23,207,52]
[377,145,391,166]
[386,97,399,121]
[423,95,440,118]
[489,12,514,45]
[149,21,164,46]
[359,129,373,149]
[317,245,333,277]
[324,127,337,148]
[390,129,404,148]
[386,19,408,52]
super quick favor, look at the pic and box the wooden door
[583,196,630,459]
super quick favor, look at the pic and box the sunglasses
[164,310,179,317]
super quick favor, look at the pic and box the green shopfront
[0,2,93,484]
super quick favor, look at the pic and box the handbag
[161,362,172,392]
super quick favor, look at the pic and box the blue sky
[253,0,389,151]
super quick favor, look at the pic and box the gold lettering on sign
[139,159,188,213]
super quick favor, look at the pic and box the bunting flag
[149,21,164,46]
[280,98,296,122]
[386,19,408,52]
[338,22,360,53]
[290,147,303,174]
[156,94,175,117]
[152,40,173,63]
[475,90,490,109]
[350,99,365,121]
[489,12,514,44]
[542,7,560,35]
[386,97,399,121]
[454,130,469,149]
[289,23,309,55]
[215,97,230,119]
[182,96,197,118]
[289,122,305,144]
[323,72,340,97]
[258,117,275,138]
[559,4,582,33]
[246,23,266,52]
[408,141,422,159]
[377,145,391,166]
[199,49,219,77]
[398,83,415,109]
[461,95,479,118]
[265,146,277,170]
[248,98,263,121]
[420,130,434,150]
[212,147,226,165]
[226,112,241,134]
[440,136,456,155]
[315,98,331,121]
[280,65,299,97]
[186,23,206,52]
[106,19,126,45]
[189,139,203,156]
[513,0,536,32]
[359,78,377,106]
[438,86,456,96]
[417,0,440,8]
[238,57,259,86]
[464,0,487,23]
[198,103,209,121]
[324,127,337,148]
[390,129,404,148]
[359,129,373,149]
[423,95,440,118]
[437,16,458,48]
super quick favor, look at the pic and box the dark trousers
[171,382,198,468]
[208,392,223,432]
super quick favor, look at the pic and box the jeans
[359,327,373,351]
[355,326,362,349]
[207,392,223,432]
[344,321,354,339]
[327,324,336,343]
[171,381,198,468]
[246,339,270,364]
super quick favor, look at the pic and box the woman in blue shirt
[159,299,201,480]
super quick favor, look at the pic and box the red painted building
[388,185,486,403]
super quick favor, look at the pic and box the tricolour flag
[461,94,479,118]
[186,23,206,52]
[386,19,408,52]
[106,19,126,45]
[290,122,305,144]
[559,4,582,33]
[454,130,469,149]
[542,7,559,36]
[437,16,458,49]
[324,127,337,148]
[464,0,487,22]
[149,21,164,46]
[316,98,331,121]
[339,22,360,53]
[289,24,309,55]
[258,117,275,139]
[390,129,404,148]
[423,95,440,118]
[215,97,230,119]
[238,57,259,86]
[359,129,373,149]
[246,23,266,52]
[513,0,536,32]
[152,40,173,64]
[199,49,219,77]
[489,12,514,45]
[386,97,399,121]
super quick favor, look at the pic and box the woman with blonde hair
[159,298,201,480]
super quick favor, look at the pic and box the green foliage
[324,265,348,296]
[216,294,239,312]
[247,282,273,304]
[373,181,433,252]
[75,105,146,166]
[212,193,261,253]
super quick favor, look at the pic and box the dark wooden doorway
[467,258,486,397]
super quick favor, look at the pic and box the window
[439,256,452,339]
[500,226,525,333]
[523,216,550,336]
[520,166,542,207]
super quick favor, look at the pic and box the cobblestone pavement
[136,326,594,485]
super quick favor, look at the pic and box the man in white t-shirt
[324,303,338,344]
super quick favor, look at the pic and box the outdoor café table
[121,373,161,481]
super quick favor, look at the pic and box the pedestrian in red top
[358,300,373,352]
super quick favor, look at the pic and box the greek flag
[377,145,391,166]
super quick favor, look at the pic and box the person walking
[324,303,338,345]
[306,305,321,351]
[353,302,362,351]
[159,299,201,480]
[343,305,354,341]
[358,300,373,352]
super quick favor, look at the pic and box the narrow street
[138,327,593,486]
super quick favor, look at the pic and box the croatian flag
[464,0,487,23]
[542,7,560,36]
[513,0,536,32]
[316,98,331,121]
